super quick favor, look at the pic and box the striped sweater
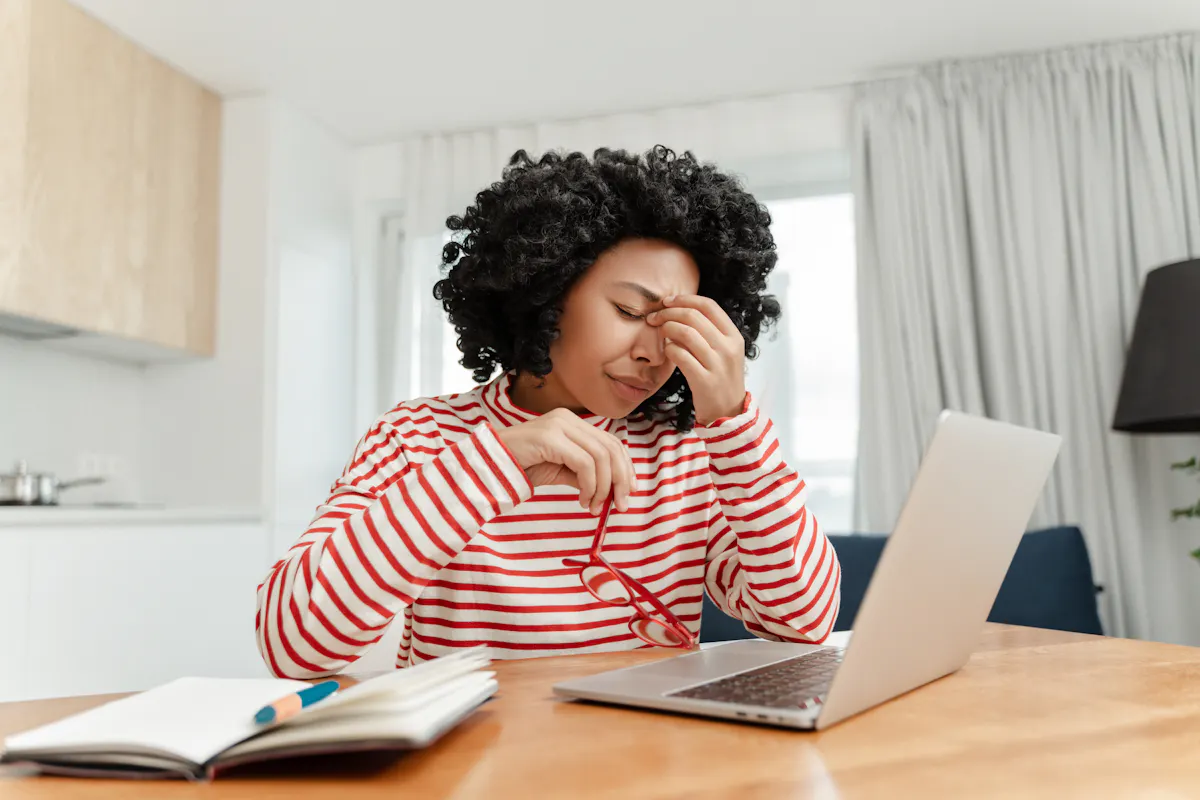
[256,371,842,677]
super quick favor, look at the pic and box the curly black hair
[433,145,781,431]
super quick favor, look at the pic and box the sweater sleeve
[255,410,534,678]
[698,392,842,643]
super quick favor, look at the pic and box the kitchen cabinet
[0,535,32,701]
[0,519,271,703]
[0,0,220,358]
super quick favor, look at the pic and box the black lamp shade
[1113,258,1200,433]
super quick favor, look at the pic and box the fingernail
[664,295,675,304]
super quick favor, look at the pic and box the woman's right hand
[495,409,635,515]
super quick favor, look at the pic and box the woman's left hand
[647,295,748,426]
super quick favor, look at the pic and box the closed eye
[615,305,643,320]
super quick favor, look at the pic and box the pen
[254,679,340,725]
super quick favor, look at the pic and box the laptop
[553,410,1063,730]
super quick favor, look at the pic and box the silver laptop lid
[816,410,1062,729]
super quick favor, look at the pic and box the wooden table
[2,624,1200,798]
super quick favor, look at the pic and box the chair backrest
[699,526,1104,642]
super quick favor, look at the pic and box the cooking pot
[0,461,106,506]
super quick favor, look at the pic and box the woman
[256,146,841,678]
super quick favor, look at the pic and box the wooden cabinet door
[1,0,220,357]
[18,0,135,339]
[129,48,220,355]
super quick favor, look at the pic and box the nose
[629,320,667,366]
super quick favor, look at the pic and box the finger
[542,464,579,490]
[647,306,725,350]
[664,294,741,339]
[663,337,705,381]
[562,426,612,514]
[553,434,597,512]
[660,320,719,369]
[573,424,628,514]
[602,434,633,512]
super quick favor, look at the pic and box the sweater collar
[481,371,618,434]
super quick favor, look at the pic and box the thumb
[526,462,580,489]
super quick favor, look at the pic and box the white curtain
[374,132,518,410]
[853,34,1200,641]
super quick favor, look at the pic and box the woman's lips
[608,374,651,402]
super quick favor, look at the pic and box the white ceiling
[68,0,1200,144]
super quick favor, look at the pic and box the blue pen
[254,679,340,725]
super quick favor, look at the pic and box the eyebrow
[612,281,662,303]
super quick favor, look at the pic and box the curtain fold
[853,33,1200,640]
[376,132,515,406]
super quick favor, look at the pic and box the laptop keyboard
[667,648,844,710]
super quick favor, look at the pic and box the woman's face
[526,238,701,419]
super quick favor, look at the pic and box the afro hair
[433,145,781,430]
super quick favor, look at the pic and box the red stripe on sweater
[259,563,289,676]
[451,441,502,519]
[324,538,392,620]
[433,456,485,529]
[297,546,384,651]
[475,431,524,504]
[699,408,760,445]
[272,558,328,675]
[342,517,413,603]
[416,465,471,545]
[394,474,457,560]
[377,491,440,572]
[710,439,780,477]
[315,541,382,633]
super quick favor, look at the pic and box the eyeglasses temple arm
[589,494,615,558]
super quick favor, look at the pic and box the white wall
[139,97,273,512]
[0,338,144,503]
[265,101,356,557]
[139,96,357,529]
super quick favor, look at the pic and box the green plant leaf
[1171,502,1200,520]
[1171,456,1200,473]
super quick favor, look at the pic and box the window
[747,194,858,532]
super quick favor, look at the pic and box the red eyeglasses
[563,494,697,649]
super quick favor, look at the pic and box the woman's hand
[495,409,635,514]
[647,295,748,426]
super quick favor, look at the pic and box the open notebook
[0,647,495,781]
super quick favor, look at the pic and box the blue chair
[699,526,1104,642]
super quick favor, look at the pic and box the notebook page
[4,677,309,767]
[282,647,489,726]
[277,671,497,729]
[219,674,498,761]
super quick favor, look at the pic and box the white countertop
[0,504,263,527]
